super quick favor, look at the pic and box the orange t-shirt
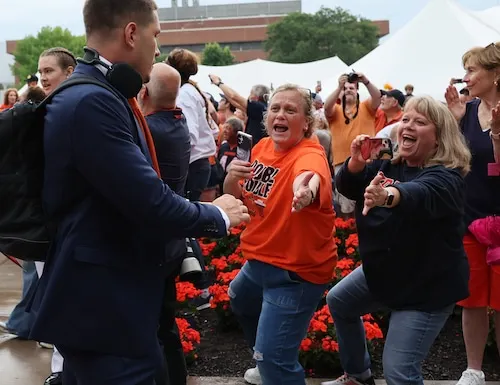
[329,99,376,166]
[240,137,337,284]
[374,108,403,133]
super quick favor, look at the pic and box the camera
[179,238,203,282]
[347,72,359,83]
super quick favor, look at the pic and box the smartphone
[236,132,253,162]
[450,78,464,85]
[317,80,322,87]
[360,138,393,160]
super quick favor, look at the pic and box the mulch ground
[186,308,500,381]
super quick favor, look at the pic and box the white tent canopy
[17,56,349,100]
[322,0,500,101]
[472,6,500,33]
[192,56,348,99]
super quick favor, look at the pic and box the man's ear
[138,85,148,101]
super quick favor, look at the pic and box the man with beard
[324,72,381,217]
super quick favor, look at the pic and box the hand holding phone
[236,132,253,162]
[360,138,393,161]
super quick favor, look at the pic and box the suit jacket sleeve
[70,88,226,238]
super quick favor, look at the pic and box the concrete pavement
[1,256,499,385]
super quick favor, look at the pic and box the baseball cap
[381,89,405,107]
[26,74,38,83]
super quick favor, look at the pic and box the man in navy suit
[139,62,191,385]
[28,1,250,384]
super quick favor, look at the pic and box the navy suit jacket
[29,64,226,357]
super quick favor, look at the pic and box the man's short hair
[83,0,158,37]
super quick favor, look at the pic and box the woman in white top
[166,49,217,202]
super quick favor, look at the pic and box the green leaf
[201,42,235,66]
[11,26,86,82]
[265,6,379,65]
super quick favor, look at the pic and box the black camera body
[347,72,359,83]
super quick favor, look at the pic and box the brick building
[6,0,389,63]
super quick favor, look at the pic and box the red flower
[300,338,313,352]
[176,282,202,302]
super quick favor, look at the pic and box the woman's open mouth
[273,124,288,133]
[401,134,417,148]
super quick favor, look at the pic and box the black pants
[156,268,188,385]
[185,158,211,202]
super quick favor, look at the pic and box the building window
[161,41,264,53]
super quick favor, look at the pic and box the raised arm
[209,74,248,111]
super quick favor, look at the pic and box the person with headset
[27,1,250,385]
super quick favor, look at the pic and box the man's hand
[292,172,315,213]
[362,172,387,216]
[209,74,222,86]
[212,194,250,228]
[338,74,348,89]
[355,72,369,85]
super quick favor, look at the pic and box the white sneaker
[0,321,16,335]
[322,374,375,385]
[244,366,262,385]
[38,341,54,349]
[456,369,486,385]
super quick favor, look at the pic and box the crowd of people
[0,1,500,385]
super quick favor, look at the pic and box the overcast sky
[0,0,498,42]
[0,0,499,82]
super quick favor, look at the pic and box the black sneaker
[191,294,212,311]
[44,372,62,385]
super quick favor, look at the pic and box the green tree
[11,26,86,82]
[201,42,235,66]
[155,53,168,63]
[265,7,379,65]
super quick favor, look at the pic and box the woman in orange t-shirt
[0,88,19,111]
[223,84,337,385]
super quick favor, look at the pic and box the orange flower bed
[198,219,385,372]
[175,317,201,363]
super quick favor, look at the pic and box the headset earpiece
[77,46,143,99]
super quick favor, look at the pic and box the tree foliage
[265,7,379,65]
[11,26,86,82]
[156,53,168,63]
[201,42,235,66]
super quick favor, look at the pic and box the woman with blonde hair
[224,84,337,385]
[0,88,19,111]
[445,42,500,385]
[322,96,471,385]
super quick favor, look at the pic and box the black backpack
[0,76,118,261]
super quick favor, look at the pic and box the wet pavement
[1,256,498,385]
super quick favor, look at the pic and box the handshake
[212,194,251,230]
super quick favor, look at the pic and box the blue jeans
[326,266,453,385]
[229,260,327,385]
[6,261,38,338]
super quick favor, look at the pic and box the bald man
[138,63,190,385]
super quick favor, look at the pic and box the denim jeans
[6,260,38,338]
[326,266,454,385]
[229,260,327,385]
